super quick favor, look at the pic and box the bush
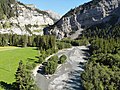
[38,56,44,63]
[48,55,58,63]
[26,63,37,70]
[71,40,80,46]
[56,42,72,50]
[59,55,67,64]
[45,55,58,74]
[46,48,58,55]
[45,60,58,74]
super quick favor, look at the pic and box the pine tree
[15,60,38,90]
[15,60,26,90]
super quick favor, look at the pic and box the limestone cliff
[45,0,120,39]
[0,1,60,35]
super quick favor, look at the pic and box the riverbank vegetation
[0,35,79,89]
[81,24,120,90]
[59,55,67,64]
[0,32,91,90]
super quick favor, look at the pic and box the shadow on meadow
[0,81,16,90]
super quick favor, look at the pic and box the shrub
[26,63,37,70]
[56,42,72,50]
[38,56,44,63]
[45,55,58,74]
[71,40,80,46]
[48,55,58,63]
[59,55,67,64]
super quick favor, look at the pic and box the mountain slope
[0,0,15,20]
[0,1,60,35]
[44,0,120,39]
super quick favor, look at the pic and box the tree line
[0,34,56,48]
[82,24,120,39]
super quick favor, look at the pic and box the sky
[18,0,91,15]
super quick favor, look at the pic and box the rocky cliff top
[45,10,61,22]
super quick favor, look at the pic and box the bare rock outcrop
[45,0,120,39]
[0,1,60,35]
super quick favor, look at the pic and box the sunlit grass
[0,47,39,84]
[0,46,19,51]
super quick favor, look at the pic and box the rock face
[45,0,120,39]
[0,2,60,35]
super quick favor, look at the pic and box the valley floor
[0,47,39,83]
[34,46,89,90]
[0,46,19,52]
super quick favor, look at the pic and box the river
[34,46,89,90]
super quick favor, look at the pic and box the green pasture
[0,47,39,84]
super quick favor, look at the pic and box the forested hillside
[81,23,120,90]
[44,0,120,39]
[0,0,15,20]
[82,23,120,38]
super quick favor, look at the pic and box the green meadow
[0,47,39,84]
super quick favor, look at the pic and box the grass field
[0,47,39,84]
[0,46,19,51]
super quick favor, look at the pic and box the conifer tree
[15,60,38,90]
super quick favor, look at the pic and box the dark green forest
[81,24,120,90]
[82,23,120,38]
[0,34,56,48]
[0,0,15,20]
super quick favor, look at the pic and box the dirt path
[35,46,89,90]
